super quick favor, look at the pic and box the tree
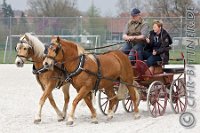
[26,0,81,35]
[27,0,80,17]
[1,0,14,26]
[1,0,14,17]
[116,0,144,16]
[84,4,109,44]
[17,12,29,33]
[86,2,101,17]
[148,0,195,17]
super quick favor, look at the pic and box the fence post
[8,16,12,63]
[180,16,183,37]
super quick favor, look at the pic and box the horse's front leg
[83,92,98,124]
[34,88,51,124]
[48,93,64,121]
[67,86,89,125]
[61,83,70,119]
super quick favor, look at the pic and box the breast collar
[65,54,85,82]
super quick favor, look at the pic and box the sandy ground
[0,64,199,133]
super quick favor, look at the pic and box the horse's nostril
[45,62,48,66]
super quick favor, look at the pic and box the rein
[16,54,43,63]
[85,41,125,50]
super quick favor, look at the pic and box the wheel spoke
[176,101,179,113]
[157,102,161,115]
[101,97,108,100]
[179,99,186,111]
[154,102,157,116]
[125,98,130,105]
[128,101,132,111]
[150,103,156,116]
[101,99,108,106]
[157,101,164,110]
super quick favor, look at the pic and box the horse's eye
[24,48,27,50]
[53,48,57,52]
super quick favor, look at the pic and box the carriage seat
[163,67,184,74]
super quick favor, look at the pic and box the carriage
[98,51,187,117]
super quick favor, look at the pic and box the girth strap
[93,54,101,95]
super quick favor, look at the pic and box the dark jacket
[145,28,172,64]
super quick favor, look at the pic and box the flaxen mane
[25,33,45,58]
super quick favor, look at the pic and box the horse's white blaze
[15,56,25,67]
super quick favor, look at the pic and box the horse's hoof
[91,120,98,124]
[66,121,74,125]
[107,116,113,121]
[91,117,98,124]
[134,113,141,119]
[58,117,65,122]
[34,119,41,124]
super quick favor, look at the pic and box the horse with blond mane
[43,36,140,125]
[15,33,70,123]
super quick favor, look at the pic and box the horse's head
[43,36,63,70]
[15,34,34,67]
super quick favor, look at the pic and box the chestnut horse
[43,37,140,125]
[15,33,70,123]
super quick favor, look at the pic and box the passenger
[144,20,172,74]
[121,8,149,63]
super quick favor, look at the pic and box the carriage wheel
[98,86,119,115]
[122,91,140,113]
[170,78,187,113]
[147,81,168,117]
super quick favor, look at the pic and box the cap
[131,8,140,17]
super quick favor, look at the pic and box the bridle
[45,42,64,62]
[15,38,35,63]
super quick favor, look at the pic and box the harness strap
[93,55,102,95]
[32,64,48,75]
[65,54,85,82]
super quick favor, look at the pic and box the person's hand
[130,36,135,40]
[146,38,150,43]
[125,36,135,41]
[153,50,157,55]
[124,35,130,41]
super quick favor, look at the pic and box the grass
[169,49,200,64]
[0,50,17,64]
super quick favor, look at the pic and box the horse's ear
[24,33,29,41]
[57,36,60,43]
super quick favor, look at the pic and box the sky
[3,0,119,16]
